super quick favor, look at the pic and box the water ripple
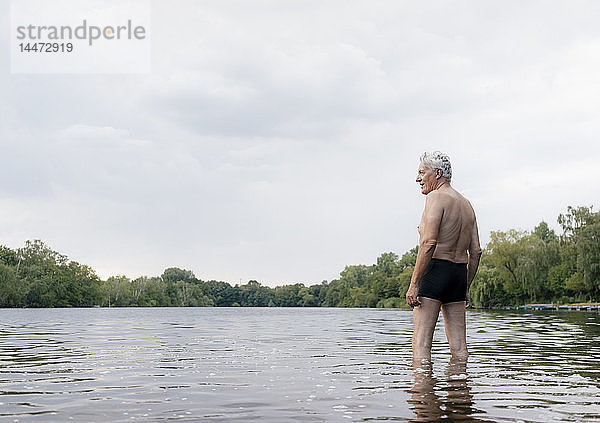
[0,308,598,422]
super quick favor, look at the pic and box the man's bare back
[418,186,476,264]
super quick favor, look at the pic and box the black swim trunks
[418,258,467,304]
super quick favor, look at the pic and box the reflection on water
[408,359,489,422]
[0,308,599,422]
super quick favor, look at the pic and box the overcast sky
[1,1,599,286]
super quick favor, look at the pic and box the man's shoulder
[454,190,474,209]
[426,188,454,203]
[427,188,474,211]
[425,189,445,199]
[424,190,452,214]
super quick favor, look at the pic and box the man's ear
[436,169,442,179]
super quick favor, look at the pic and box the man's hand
[406,284,421,308]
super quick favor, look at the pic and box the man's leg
[441,301,468,359]
[412,297,441,363]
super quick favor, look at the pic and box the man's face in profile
[416,163,437,195]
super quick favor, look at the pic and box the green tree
[399,247,418,269]
[469,263,508,308]
[237,280,274,307]
[559,206,600,300]
[376,252,400,277]
[162,267,196,284]
[104,275,133,306]
[566,272,586,297]
[533,221,557,243]
[575,216,600,298]
[0,246,19,267]
[0,263,23,307]
[547,263,571,299]
[298,286,318,307]
[203,280,239,306]
[485,230,528,303]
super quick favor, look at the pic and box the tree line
[470,205,599,307]
[0,206,598,309]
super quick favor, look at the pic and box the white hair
[420,151,452,182]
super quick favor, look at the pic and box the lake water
[1,307,599,422]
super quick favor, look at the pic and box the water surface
[1,308,599,422]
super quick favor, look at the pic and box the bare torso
[418,186,475,264]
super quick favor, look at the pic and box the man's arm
[406,193,444,307]
[466,215,482,305]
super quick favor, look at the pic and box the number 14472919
[19,42,73,53]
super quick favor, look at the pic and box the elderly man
[406,151,482,362]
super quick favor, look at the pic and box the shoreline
[2,304,600,312]
[503,303,600,312]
